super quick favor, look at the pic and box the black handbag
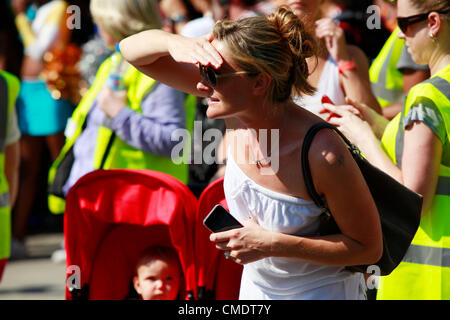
[301,122,423,276]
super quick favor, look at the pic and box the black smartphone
[203,204,243,233]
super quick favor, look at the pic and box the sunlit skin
[197,40,267,123]
[396,0,432,65]
[119,21,383,267]
[133,259,181,300]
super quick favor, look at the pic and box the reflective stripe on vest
[369,28,405,107]
[370,43,405,103]
[436,176,450,196]
[394,76,450,168]
[0,192,8,208]
[402,244,450,268]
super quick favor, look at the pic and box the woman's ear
[428,12,442,38]
[252,72,272,97]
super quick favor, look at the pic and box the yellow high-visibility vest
[0,71,21,260]
[369,27,406,108]
[377,64,450,299]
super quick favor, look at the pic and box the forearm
[119,29,174,67]
[357,134,403,183]
[109,107,185,157]
[370,113,390,139]
[381,102,403,120]
[340,66,382,114]
[270,232,378,266]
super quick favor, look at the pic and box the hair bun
[267,6,317,97]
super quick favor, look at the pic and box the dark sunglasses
[397,8,450,34]
[199,63,251,88]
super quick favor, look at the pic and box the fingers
[328,115,344,127]
[209,229,234,243]
[315,18,340,38]
[190,36,222,68]
[322,103,343,116]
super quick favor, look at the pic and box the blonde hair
[212,6,317,104]
[90,0,162,41]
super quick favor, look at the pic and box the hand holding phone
[203,205,243,233]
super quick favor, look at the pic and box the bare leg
[12,135,44,242]
[45,132,66,161]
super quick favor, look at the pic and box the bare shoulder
[307,127,349,170]
[306,126,360,194]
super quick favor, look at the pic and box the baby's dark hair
[135,245,182,275]
[212,6,317,104]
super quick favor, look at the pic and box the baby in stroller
[133,245,184,300]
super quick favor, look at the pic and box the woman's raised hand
[167,33,223,68]
[315,18,349,63]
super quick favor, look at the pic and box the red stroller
[64,169,198,300]
[195,177,243,300]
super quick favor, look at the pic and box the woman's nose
[196,81,213,95]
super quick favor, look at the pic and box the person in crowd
[211,0,268,22]
[47,0,194,216]
[0,69,21,276]
[10,0,78,258]
[321,0,450,300]
[273,0,381,117]
[120,7,382,300]
[321,0,391,62]
[160,0,205,34]
[369,0,430,120]
[0,1,24,78]
[132,246,183,300]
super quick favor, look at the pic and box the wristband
[338,59,358,74]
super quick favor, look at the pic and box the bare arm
[314,18,381,114]
[270,130,382,266]
[210,130,383,266]
[339,45,382,114]
[326,107,442,217]
[119,30,222,97]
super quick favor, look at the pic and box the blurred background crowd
[0,0,447,300]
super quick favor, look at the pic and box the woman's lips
[288,1,307,9]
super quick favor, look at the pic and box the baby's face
[134,259,181,300]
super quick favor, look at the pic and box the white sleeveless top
[294,55,346,118]
[223,151,366,300]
